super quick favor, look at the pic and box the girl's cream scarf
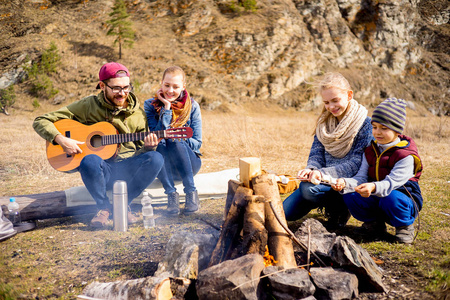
[315,99,368,158]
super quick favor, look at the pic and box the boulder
[329,236,387,292]
[262,266,316,300]
[309,267,359,300]
[196,254,265,300]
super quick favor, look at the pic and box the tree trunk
[208,185,253,267]
[0,192,97,221]
[252,173,297,269]
[81,276,172,300]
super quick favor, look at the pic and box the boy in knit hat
[332,98,423,244]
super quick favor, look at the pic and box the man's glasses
[104,82,133,93]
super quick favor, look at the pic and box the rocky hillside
[1,0,449,114]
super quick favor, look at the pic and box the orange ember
[263,245,277,267]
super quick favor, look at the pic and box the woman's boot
[184,190,199,215]
[167,192,180,215]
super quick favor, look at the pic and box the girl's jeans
[283,182,346,221]
[343,190,416,227]
[156,140,201,194]
[79,151,164,210]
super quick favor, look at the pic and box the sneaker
[167,192,180,215]
[91,209,111,228]
[395,224,415,244]
[357,221,387,235]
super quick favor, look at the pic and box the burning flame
[263,245,277,267]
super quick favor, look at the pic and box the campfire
[79,157,387,300]
[263,245,276,267]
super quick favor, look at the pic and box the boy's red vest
[365,135,423,210]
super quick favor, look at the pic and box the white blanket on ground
[65,168,239,207]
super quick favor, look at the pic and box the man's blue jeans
[156,140,201,194]
[79,151,164,210]
[283,182,345,221]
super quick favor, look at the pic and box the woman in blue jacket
[144,66,202,216]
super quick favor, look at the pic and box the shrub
[230,0,257,13]
[32,99,40,109]
[0,85,16,115]
[25,42,61,99]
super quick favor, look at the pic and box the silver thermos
[113,180,128,232]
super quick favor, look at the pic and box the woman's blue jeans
[283,182,345,221]
[156,140,201,194]
[79,151,164,210]
[343,190,416,227]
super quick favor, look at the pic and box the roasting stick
[268,201,327,267]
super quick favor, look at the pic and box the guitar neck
[102,130,166,145]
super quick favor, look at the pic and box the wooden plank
[239,157,261,188]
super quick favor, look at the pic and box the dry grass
[0,101,447,197]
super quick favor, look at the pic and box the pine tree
[106,0,135,59]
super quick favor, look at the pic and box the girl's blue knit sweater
[306,117,373,178]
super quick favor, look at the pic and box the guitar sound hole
[90,135,103,148]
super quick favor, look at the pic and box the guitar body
[46,119,119,172]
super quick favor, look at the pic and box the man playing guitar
[33,62,164,228]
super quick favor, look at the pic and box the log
[0,192,97,221]
[239,157,261,188]
[252,173,296,269]
[240,195,267,257]
[208,185,253,267]
[81,276,172,300]
[224,179,242,220]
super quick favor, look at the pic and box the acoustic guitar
[46,119,193,172]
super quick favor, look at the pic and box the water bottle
[141,192,155,228]
[7,197,21,225]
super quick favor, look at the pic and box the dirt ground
[1,195,448,299]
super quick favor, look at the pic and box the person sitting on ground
[283,72,373,229]
[144,66,202,216]
[33,62,164,228]
[332,97,423,244]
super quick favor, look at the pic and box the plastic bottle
[141,192,155,228]
[7,197,21,225]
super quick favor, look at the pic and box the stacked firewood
[208,157,297,269]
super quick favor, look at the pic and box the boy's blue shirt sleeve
[341,153,370,193]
